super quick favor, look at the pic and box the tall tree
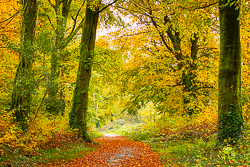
[45,0,84,114]
[117,0,217,115]
[10,0,37,131]
[69,0,101,142]
[218,0,244,144]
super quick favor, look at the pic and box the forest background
[0,0,250,166]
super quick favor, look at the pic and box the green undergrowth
[100,118,145,136]
[102,123,144,136]
[142,135,250,166]
[102,120,250,166]
[0,131,102,167]
[1,143,95,167]
[118,123,250,166]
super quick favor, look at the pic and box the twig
[0,11,19,24]
[96,0,118,15]
[70,1,85,35]
[29,90,47,127]
[46,15,55,31]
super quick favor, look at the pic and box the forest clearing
[1,0,250,166]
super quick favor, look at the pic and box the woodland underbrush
[100,117,143,135]
[108,108,250,166]
[0,110,101,167]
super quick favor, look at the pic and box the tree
[43,0,84,114]
[10,0,38,131]
[218,0,244,144]
[69,0,101,142]
[116,0,218,116]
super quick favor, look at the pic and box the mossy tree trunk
[218,0,244,144]
[10,0,37,131]
[46,0,85,114]
[69,1,100,142]
[46,0,72,114]
[182,34,199,116]
[167,31,199,116]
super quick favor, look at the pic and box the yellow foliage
[138,102,160,122]
[143,107,218,141]
[0,110,75,154]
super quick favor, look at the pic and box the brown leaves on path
[64,134,163,167]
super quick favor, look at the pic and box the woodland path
[64,134,163,167]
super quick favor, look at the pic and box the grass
[143,136,250,166]
[3,119,248,166]
[102,121,250,166]
[0,143,95,167]
[102,122,145,136]
[142,137,217,166]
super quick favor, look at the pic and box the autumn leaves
[66,135,163,167]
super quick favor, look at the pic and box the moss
[218,0,244,145]
[68,4,99,143]
[10,0,37,132]
[218,103,244,144]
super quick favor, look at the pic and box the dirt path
[65,134,163,167]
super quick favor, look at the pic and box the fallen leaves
[62,134,163,167]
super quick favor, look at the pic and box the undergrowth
[103,108,250,166]
[0,110,102,167]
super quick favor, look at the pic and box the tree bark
[69,1,100,142]
[166,29,199,116]
[218,0,244,144]
[46,0,72,114]
[10,0,37,131]
[151,13,200,116]
[45,0,84,115]
[182,34,199,116]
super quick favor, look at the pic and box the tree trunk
[46,0,72,114]
[60,65,66,116]
[10,0,37,131]
[69,2,100,142]
[182,34,199,116]
[218,0,244,144]
[167,30,199,116]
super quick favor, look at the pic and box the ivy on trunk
[10,0,37,131]
[218,0,244,145]
[69,1,100,142]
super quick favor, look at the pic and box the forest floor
[2,122,249,166]
[59,133,164,167]
[101,122,250,166]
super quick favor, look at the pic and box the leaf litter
[60,134,163,167]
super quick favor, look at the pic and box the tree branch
[181,2,218,11]
[48,0,56,9]
[149,14,174,54]
[0,11,19,24]
[70,1,85,35]
[96,0,118,15]
[29,90,47,128]
[119,31,151,37]
[46,15,55,32]
[116,5,150,17]
[60,18,84,49]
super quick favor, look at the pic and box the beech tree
[10,0,38,131]
[116,0,218,116]
[69,0,101,142]
[218,0,244,144]
[43,0,84,114]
